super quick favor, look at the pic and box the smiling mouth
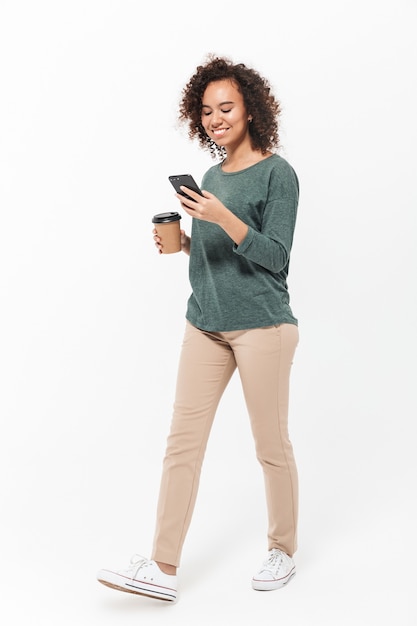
[212,128,228,137]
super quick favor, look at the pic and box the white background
[1,1,416,624]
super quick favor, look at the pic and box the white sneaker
[97,554,177,602]
[252,548,296,591]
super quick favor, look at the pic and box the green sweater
[186,154,299,332]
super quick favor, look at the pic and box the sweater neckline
[219,153,277,176]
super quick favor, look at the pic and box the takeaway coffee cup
[152,212,182,254]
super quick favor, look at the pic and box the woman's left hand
[176,186,249,245]
[176,187,227,225]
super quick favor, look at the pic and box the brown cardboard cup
[152,212,182,254]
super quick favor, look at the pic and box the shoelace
[262,549,285,573]
[125,554,151,577]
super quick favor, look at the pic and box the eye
[221,108,231,114]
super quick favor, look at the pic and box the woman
[97,54,300,603]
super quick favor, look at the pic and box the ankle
[156,561,177,576]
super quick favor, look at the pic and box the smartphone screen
[168,174,203,201]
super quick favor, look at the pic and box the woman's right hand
[152,228,191,256]
[152,228,163,254]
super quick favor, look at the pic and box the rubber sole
[97,570,177,602]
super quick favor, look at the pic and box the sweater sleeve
[232,165,299,273]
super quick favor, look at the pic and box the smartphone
[168,174,203,201]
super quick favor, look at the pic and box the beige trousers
[151,321,299,567]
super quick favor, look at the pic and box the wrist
[220,211,248,245]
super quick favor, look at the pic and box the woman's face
[201,79,250,151]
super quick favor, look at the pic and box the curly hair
[178,54,282,160]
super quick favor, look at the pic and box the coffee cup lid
[152,212,181,224]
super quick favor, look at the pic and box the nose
[211,110,223,126]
